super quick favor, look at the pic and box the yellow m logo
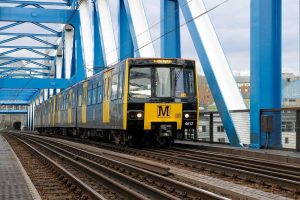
[157,105,170,117]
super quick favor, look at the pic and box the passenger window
[61,96,64,110]
[78,93,82,107]
[87,89,92,106]
[118,72,123,99]
[72,92,75,108]
[92,85,97,104]
[66,94,69,109]
[97,81,102,103]
[111,74,118,100]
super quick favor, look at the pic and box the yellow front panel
[144,103,182,130]
[103,70,112,123]
[68,89,72,124]
[82,82,87,124]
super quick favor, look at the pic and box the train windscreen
[129,66,195,98]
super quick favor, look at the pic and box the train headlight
[137,113,143,118]
[128,111,144,120]
[183,111,197,120]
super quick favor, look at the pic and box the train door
[103,70,112,123]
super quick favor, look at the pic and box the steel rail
[169,147,300,174]
[13,136,106,200]
[19,136,170,200]
[21,134,228,200]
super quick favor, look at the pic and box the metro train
[34,58,199,147]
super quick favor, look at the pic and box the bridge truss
[0,0,282,148]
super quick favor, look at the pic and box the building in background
[283,79,300,106]
[199,73,300,110]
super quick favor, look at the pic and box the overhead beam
[0,7,77,24]
[0,101,29,105]
[0,67,50,71]
[0,33,61,37]
[0,110,28,114]
[0,78,71,89]
[0,46,57,49]
[0,57,54,60]
[0,1,68,6]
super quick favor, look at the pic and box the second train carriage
[35,58,199,147]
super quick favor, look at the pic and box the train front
[126,58,198,147]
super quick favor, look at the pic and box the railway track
[38,133,300,193]
[3,133,103,200]
[12,133,229,200]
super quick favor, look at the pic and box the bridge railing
[260,107,300,151]
[183,108,300,151]
[188,109,249,145]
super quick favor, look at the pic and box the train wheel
[156,137,172,148]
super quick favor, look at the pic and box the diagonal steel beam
[0,59,23,66]
[27,49,51,57]
[0,22,24,31]
[27,35,55,46]
[27,60,51,69]
[0,35,24,45]
[32,22,59,34]
[0,48,22,57]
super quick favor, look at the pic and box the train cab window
[118,72,123,99]
[111,74,118,100]
[154,68,171,97]
[175,68,195,97]
[97,81,103,103]
[129,67,151,98]
[87,88,92,106]
[92,84,97,104]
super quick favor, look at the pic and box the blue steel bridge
[0,0,289,149]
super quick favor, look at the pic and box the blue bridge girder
[0,110,28,114]
[0,0,285,148]
[0,7,76,24]
[0,78,71,89]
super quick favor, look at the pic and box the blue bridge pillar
[250,0,282,148]
[161,0,181,58]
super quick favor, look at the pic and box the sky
[0,0,299,76]
[110,0,299,76]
